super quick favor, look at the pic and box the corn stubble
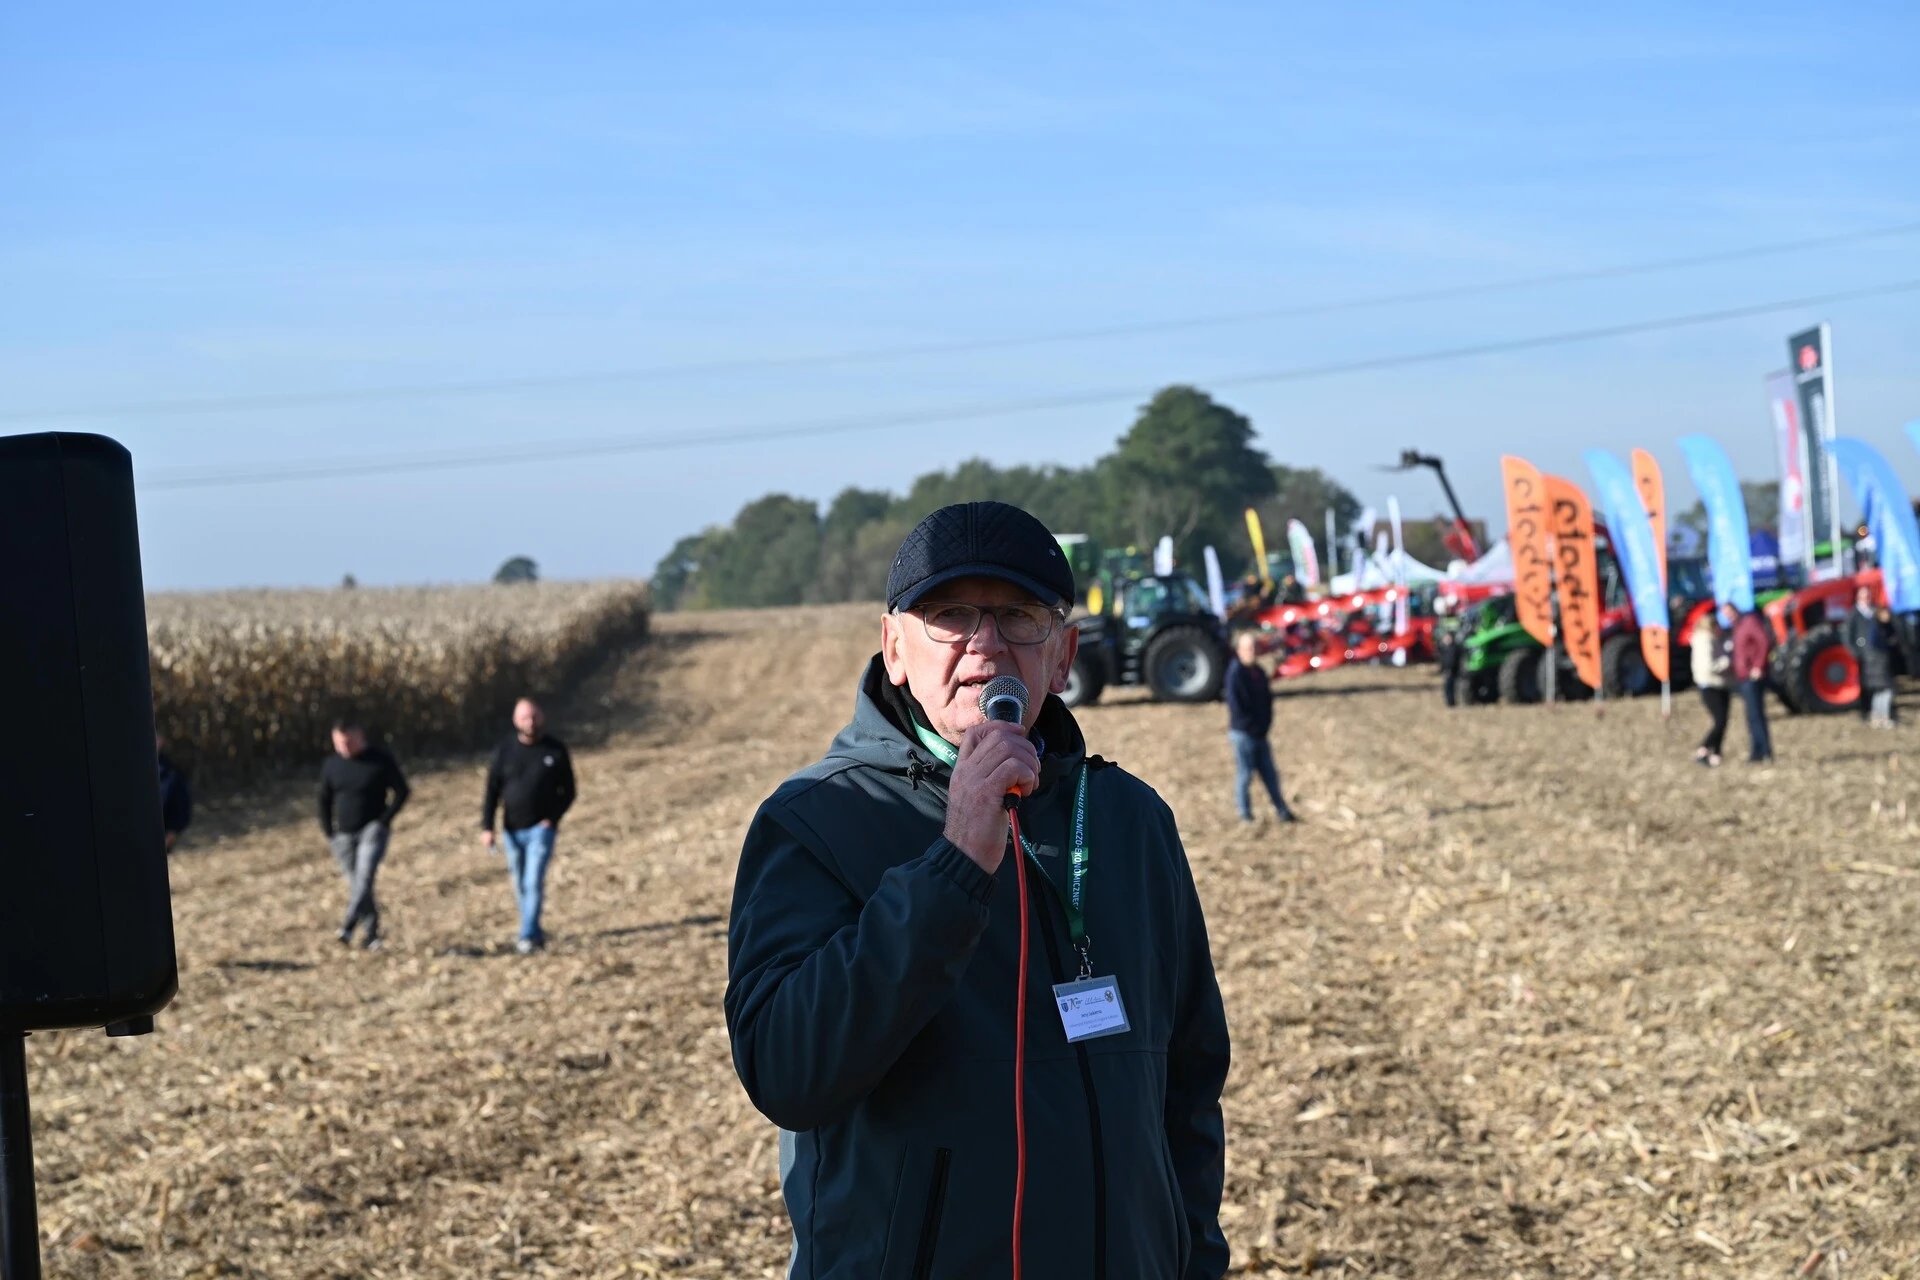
[146,582,649,780]
[31,604,1915,1276]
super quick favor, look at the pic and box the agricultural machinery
[1064,571,1230,707]
[1762,568,1914,714]
[1457,524,1716,703]
[1249,586,1434,677]
[1457,596,1547,704]
[1391,449,1481,562]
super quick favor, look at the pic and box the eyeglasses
[911,601,1065,646]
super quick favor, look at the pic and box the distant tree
[341,573,357,590]
[696,494,822,608]
[896,459,1096,533]
[1673,480,1780,539]
[648,383,1380,608]
[650,533,710,612]
[1098,387,1277,569]
[493,555,539,584]
[1250,464,1364,577]
[1267,465,1362,537]
[813,488,897,602]
[848,518,913,601]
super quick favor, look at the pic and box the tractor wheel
[1061,651,1106,708]
[1144,626,1226,703]
[1767,641,1801,712]
[1468,667,1500,704]
[1768,640,1802,714]
[1783,625,1861,714]
[1497,648,1541,704]
[1543,650,1594,701]
[1601,634,1658,698]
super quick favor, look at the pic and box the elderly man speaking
[726,501,1230,1280]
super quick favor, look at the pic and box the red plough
[1248,587,1434,680]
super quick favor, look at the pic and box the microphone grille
[979,675,1030,724]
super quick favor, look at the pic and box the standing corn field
[146,581,649,784]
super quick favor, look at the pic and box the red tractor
[1531,524,1716,700]
[1761,569,1905,714]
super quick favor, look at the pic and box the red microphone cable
[1007,805,1031,1280]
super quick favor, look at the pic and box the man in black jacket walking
[727,502,1231,1280]
[1224,631,1296,824]
[318,718,409,949]
[479,697,577,953]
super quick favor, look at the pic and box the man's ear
[1047,620,1081,695]
[880,611,911,687]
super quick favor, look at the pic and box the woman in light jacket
[1691,609,1733,767]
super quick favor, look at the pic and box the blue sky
[3,2,1916,589]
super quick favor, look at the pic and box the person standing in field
[726,501,1231,1278]
[157,731,193,852]
[1690,610,1732,768]
[1226,630,1298,824]
[318,717,410,949]
[1845,586,1896,728]
[1433,601,1464,708]
[479,697,577,954]
[1728,603,1775,765]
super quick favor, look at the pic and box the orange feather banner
[1500,456,1556,648]
[1545,475,1603,693]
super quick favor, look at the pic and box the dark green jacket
[726,657,1231,1280]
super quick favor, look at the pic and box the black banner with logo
[1787,324,1834,560]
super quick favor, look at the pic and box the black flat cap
[887,501,1074,612]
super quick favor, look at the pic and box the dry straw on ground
[146,582,649,782]
[30,603,1920,1277]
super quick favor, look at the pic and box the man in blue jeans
[1226,631,1298,824]
[479,698,577,953]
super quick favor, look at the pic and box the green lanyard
[912,720,1094,971]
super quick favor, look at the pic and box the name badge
[1052,976,1130,1043]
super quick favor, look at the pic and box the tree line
[651,385,1363,611]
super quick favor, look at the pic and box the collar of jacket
[838,654,1087,793]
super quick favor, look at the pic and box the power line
[137,277,1920,493]
[14,217,1920,426]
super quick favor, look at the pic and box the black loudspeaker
[0,433,177,1033]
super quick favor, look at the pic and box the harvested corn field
[30,602,1920,1277]
[147,582,649,782]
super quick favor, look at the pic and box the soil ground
[29,604,1920,1278]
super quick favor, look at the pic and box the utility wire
[14,217,1920,426]
[138,277,1920,492]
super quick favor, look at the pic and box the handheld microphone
[980,675,1029,725]
[980,676,1030,812]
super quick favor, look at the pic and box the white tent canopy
[1452,539,1512,585]
[1329,548,1450,594]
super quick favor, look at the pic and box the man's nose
[966,611,1010,653]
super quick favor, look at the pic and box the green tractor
[1063,572,1229,708]
[1459,597,1550,704]
[1458,545,1720,704]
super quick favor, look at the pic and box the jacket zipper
[1033,871,1108,1280]
[910,1147,953,1280]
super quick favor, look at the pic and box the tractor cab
[1063,572,1228,707]
[1114,573,1214,627]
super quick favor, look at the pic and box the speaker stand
[0,1033,38,1280]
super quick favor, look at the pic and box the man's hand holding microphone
[943,677,1035,874]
